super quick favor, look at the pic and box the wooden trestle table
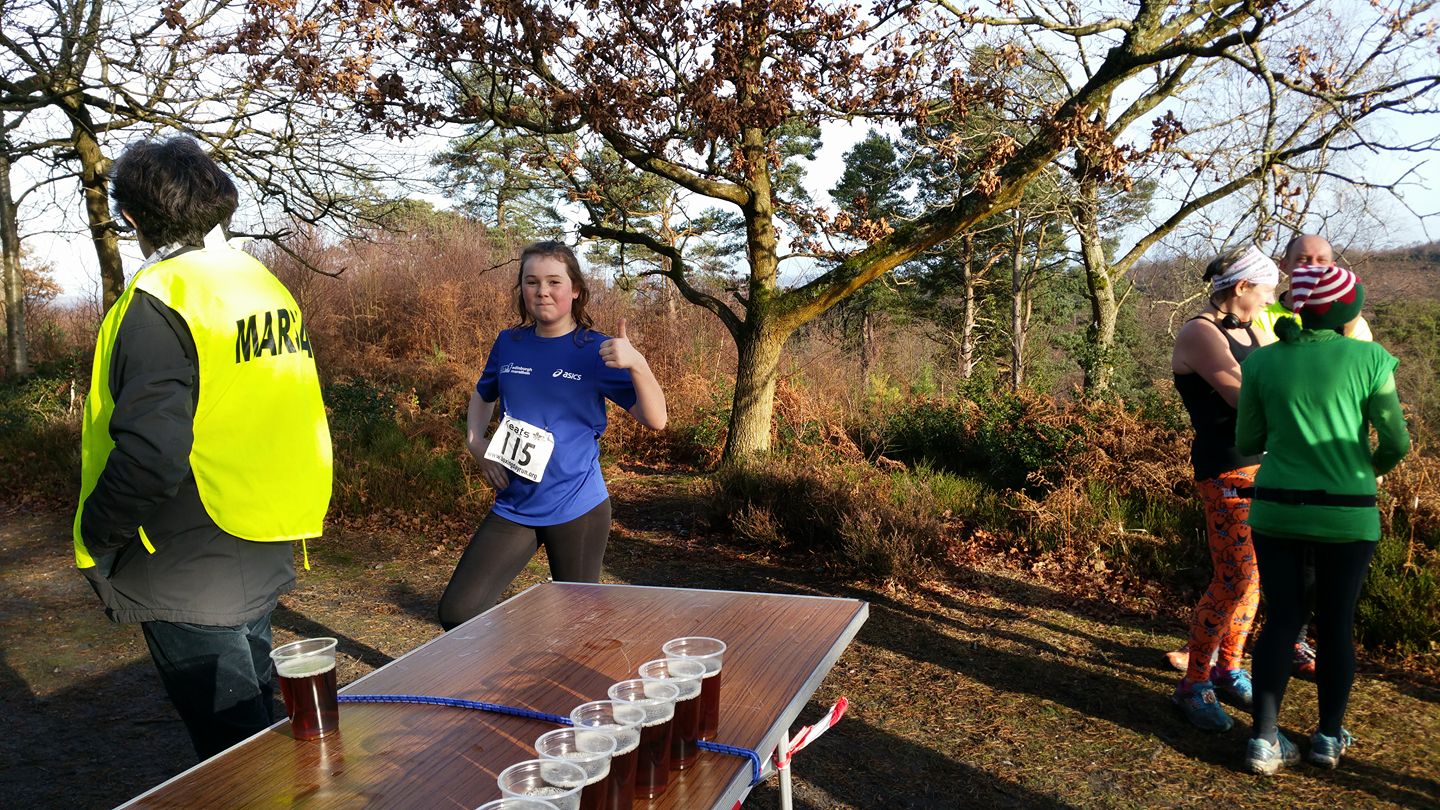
[118,582,869,809]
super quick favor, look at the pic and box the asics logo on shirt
[553,368,583,380]
[500,363,533,376]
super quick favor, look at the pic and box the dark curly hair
[109,135,238,249]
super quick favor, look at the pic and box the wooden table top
[119,582,869,809]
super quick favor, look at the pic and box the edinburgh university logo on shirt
[235,309,314,363]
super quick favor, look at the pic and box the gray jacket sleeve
[79,290,198,554]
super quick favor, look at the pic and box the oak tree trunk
[1009,210,1025,391]
[0,141,30,377]
[1075,174,1118,393]
[67,103,124,310]
[721,316,787,462]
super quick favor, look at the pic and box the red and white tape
[774,697,848,769]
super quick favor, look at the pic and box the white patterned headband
[1211,245,1279,293]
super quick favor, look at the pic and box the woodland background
[6,217,1440,657]
[4,0,1440,661]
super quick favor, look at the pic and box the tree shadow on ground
[2,604,410,810]
[273,604,394,671]
[386,578,445,627]
[1361,663,1440,707]
[601,522,1437,809]
[0,655,194,810]
[746,699,1078,809]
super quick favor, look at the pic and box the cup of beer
[637,657,706,771]
[270,637,340,740]
[661,636,726,741]
[607,678,679,799]
[570,700,646,810]
[497,759,587,810]
[474,799,560,810]
[534,728,614,810]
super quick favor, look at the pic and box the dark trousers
[141,611,278,760]
[438,499,612,630]
[1250,532,1375,743]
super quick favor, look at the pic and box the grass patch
[0,357,85,506]
[707,454,954,582]
[323,376,484,519]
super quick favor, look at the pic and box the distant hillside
[1129,241,1440,305]
[1341,242,1440,303]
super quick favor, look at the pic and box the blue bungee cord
[696,739,764,785]
[337,693,763,785]
[337,693,572,725]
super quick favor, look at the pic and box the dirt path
[3,471,1438,809]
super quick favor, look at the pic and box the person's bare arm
[1172,318,1244,408]
[466,390,510,490]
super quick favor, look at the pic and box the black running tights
[1250,531,1376,743]
[437,499,612,630]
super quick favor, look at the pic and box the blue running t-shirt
[476,327,638,526]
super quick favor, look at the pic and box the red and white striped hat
[1288,264,1358,312]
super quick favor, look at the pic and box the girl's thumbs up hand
[600,319,645,370]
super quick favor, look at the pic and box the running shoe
[1209,666,1254,709]
[1246,733,1300,776]
[1293,641,1317,678]
[1172,679,1234,732]
[1308,728,1353,769]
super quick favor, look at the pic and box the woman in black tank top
[1167,245,1278,734]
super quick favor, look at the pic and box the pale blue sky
[27,110,1440,300]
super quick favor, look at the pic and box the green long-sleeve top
[1236,328,1410,542]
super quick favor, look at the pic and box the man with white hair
[1255,234,1373,342]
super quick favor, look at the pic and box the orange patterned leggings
[1185,466,1261,684]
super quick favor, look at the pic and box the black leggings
[437,499,612,630]
[1251,531,1376,742]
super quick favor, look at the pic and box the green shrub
[875,390,1084,494]
[325,376,474,517]
[876,399,971,469]
[325,377,402,442]
[331,417,471,516]
[970,391,1084,492]
[1356,535,1440,654]
[1127,388,1190,433]
[0,357,86,504]
[707,454,951,581]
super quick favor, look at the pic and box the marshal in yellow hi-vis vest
[73,246,332,568]
[1254,301,1373,342]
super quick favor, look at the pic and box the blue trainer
[1210,666,1254,709]
[1246,733,1300,775]
[1308,728,1353,769]
[1172,679,1234,732]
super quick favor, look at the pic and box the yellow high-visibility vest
[1254,302,1373,342]
[73,246,332,568]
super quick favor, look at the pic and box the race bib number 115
[484,414,556,482]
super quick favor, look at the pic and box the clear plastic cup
[535,727,614,810]
[474,799,560,810]
[638,657,706,770]
[497,759,587,810]
[570,701,646,810]
[608,678,679,799]
[661,636,727,740]
[270,637,340,740]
